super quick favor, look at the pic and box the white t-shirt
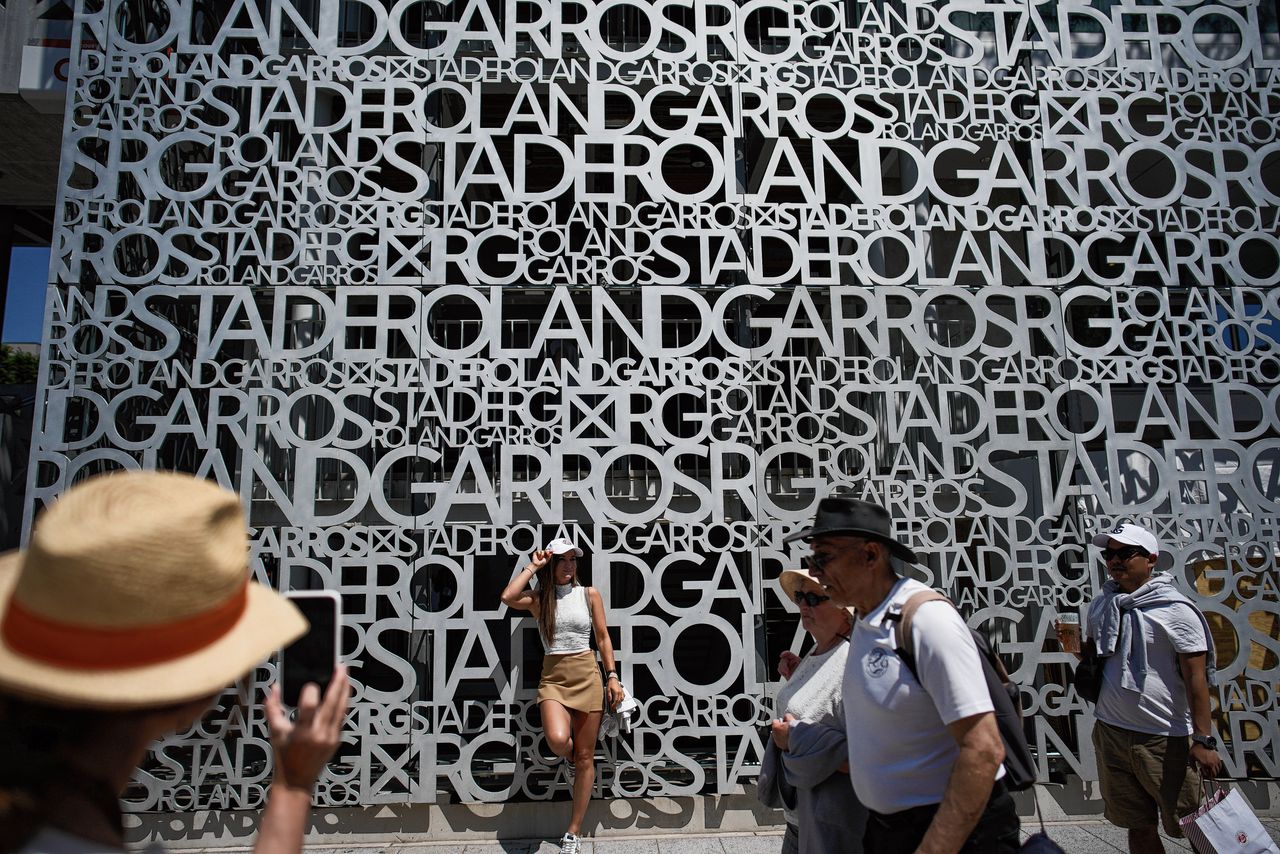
[1092,600,1208,736]
[843,578,998,814]
[774,641,848,729]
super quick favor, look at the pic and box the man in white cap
[1068,522,1221,854]
[0,471,350,852]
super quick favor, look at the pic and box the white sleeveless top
[542,584,592,654]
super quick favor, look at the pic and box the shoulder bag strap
[893,590,951,679]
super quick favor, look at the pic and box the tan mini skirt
[537,650,604,713]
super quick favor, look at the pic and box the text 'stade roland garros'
[31,0,1280,813]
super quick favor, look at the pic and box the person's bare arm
[1178,651,1223,777]
[501,550,549,613]
[589,587,625,709]
[255,665,352,854]
[914,712,1004,854]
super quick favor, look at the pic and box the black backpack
[888,590,1037,791]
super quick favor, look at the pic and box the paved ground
[287,818,1280,854]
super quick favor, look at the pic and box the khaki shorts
[1093,720,1202,838]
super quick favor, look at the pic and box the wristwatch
[1192,734,1218,750]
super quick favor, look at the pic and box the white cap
[1091,523,1159,556]
[546,537,583,557]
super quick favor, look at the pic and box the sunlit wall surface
[29,0,1280,813]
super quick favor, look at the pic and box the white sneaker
[558,832,581,854]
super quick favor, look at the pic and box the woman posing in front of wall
[502,538,625,854]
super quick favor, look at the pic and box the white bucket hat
[0,470,307,709]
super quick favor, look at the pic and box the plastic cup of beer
[1057,613,1081,654]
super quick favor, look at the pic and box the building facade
[26,0,1280,824]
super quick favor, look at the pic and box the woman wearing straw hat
[501,537,624,854]
[0,471,350,853]
[758,568,866,854]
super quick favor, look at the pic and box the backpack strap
[891,589,951,680]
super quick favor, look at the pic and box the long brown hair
[534,555,578,645]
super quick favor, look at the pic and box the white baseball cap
[1091,523,1159,556]
[546,537,583,557]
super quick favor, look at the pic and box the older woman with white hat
[501,537,624,854]
[0,471,350,853]
[758,568,866,854]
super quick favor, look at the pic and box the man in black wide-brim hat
[782,496,1020,854]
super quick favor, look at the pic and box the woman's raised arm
[501,549,550,612]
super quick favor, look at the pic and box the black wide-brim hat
[783,496,918,564]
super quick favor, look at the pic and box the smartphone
[281,590,341,707]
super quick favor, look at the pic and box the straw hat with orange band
[0,470,307,709]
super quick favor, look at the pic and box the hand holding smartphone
[281,590,341,707]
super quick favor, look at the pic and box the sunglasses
[794,590,831,607]
[805,553,836,573]
[1101,545,1149,562]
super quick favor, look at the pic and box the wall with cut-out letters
[29,0,1280,811]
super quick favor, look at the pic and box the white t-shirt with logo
[1092,600,1208,736]
[843,578,999,814]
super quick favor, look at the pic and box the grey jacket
[757,720,866,854]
